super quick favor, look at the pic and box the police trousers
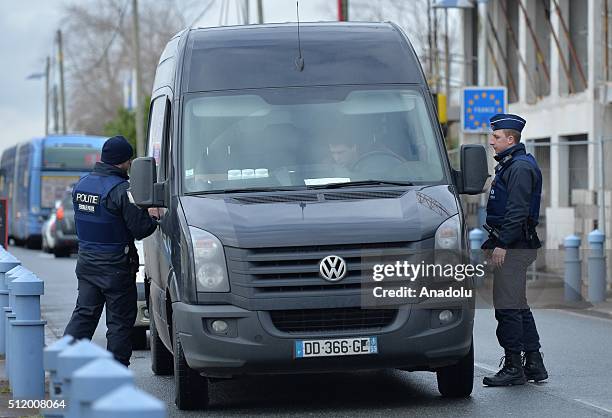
[64,271,137,366]
[492,249,541,354]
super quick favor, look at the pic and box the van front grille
[269,307,397,333]
[225,241,430,297]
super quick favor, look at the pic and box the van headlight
[434,214,462,280]
[435,214,460,250]
[189,227,230,292]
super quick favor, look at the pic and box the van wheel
[436,341,474,398]
[150,303,173,375]
[131,327,148,350]
[173,316,209,410]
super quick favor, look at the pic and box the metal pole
[550,0,588,89]
[444,9,450,111]
[605,0,609,82]
[599,135,606,237]
[244,0,249,24]
[427,0,433,82]
[541,0,575,94]
[257,0,263,24]
[564,235,582,302]
[517,0,551,83]
[433,6,439,92]
[53,85,59,134]
[44,56,49,136]
[486,37,517,99]
[338,0,348,21]
[498,0,539,98]
[57,30,67,135]
[477,0,488,86]
[132,0,145,157]
[486,12,519,100]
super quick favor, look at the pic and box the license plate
[295,337,378,358]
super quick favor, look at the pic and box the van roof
[182,22,425,92]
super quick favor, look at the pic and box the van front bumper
[173,300,473,378]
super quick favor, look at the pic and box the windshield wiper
[307,180,414,189]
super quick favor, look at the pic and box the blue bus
[0,135,106,247]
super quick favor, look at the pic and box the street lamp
[26,56,50,136]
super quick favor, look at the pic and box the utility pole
[427,0,433,82]
[257,0,263,24]
[53,85,59,134]
[244,0,249,24]
[132,0,145,157]
[56,30,67,134]
[45,56,50,136]
[433,6,439,92]
[444,9,450,111]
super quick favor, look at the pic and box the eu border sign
[461,87,507,133]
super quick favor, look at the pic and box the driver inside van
[329,138,360,169]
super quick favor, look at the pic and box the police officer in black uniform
[482,114,548,386]
[64,136,158,367]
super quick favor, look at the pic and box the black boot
[483,351,527,387]
[523,351,548,382]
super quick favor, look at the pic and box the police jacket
[73,162,158,276]
[486,143,542,249]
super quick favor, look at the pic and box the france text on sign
[461,87,507,133]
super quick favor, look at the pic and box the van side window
[147,97,166,178]
[161,100,171,182]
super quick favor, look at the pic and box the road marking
[573,399,612,416]
[474,362,498,373]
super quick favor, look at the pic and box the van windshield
[181,86,445,193]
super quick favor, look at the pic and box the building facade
[460,0,612,252]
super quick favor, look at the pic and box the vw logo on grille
[319,255,347,282]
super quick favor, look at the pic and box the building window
[566,134,589,206]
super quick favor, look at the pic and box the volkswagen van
[131,22,489,410]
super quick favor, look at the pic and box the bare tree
[60,0,199,135]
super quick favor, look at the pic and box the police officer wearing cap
[482,114,548,387]
[64,136,158,367]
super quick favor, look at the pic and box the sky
[0,0,333,155]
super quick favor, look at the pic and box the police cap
[489,113,526,132]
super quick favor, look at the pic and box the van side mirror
[129,157,166,207]
[457,144,489,195]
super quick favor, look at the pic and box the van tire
[150,304,173,375]
[436,341,474,398]
[173,316,209,410]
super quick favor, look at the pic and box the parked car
[132,239,150,350]
[41,209,57,253]
[48,188,78,257]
